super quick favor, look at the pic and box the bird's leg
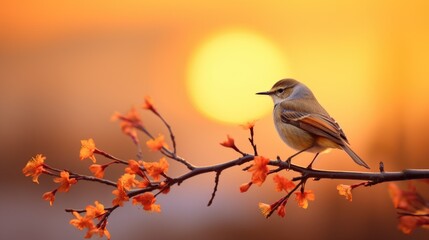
[286,146,312,169]
[307,152,320,169]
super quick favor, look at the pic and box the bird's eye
[276,88,284,94]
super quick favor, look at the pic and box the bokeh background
[1,0,429,239]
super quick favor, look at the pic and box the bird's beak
[256,91,271,95]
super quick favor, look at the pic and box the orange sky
[1,1,429,239]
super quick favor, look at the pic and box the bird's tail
[342,144,370,169]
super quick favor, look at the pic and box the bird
[256,78,370,169]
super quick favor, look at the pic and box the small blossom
[220,135,236,148]
[239,182,252,193]
[89,164,106,178]
[85,227,111,240]
[388,183,426,211]
[295,190,315,209]
[86,201,106,219]
[112,107,142,144]
[142,157,169,181]
[125,159,144,176]
[112,180,129,206]
[398,214,429,234]
[42,190,56,206]
[388,183,429,234]
[118,173,139,191]
[80,138,97,163]
[69,211,95,230]
[337,184,353,202]
[142,96,158,114]
[146,134,168,151]
[138,179,150,188]
[132,192,161,212]
[248,156,270,186]
[22,154,46,184]
[258,202,272,218]
[273,174,295,192]
[277,203,286,217]
[159,181,170,194]
[240,121,255,130]
[54,171,77,192]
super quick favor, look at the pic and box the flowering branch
[22,97,429,239]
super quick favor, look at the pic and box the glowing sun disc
[187,29,289,124]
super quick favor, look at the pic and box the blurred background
[1,0,429,239]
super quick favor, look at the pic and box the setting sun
[187,29,290,124]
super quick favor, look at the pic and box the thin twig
[248,127,258,156]
[153,111,177,155]
[207,171,221,206]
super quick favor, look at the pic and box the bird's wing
[280,110,348,146]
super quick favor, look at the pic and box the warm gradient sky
[1,1,429,239]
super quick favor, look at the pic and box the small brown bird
[257,78,370,169]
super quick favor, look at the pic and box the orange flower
[248,156,270,186]
[146,134,168,151]
[112,107,142,143]
[80,138,97,163]
[337,184,353,202]
[86,201,106,219]
[398,214,429,234]
[112,180,129,206]
[118,173,139,191]
[42,190,56,206]
[69,211,95,230]
[132,192,161,212]
[54,171,77,192]
[239,182,252,193]
[388,183,426,211]
[258,202,272,218]
[273,174,295,192]
[142,96,158,114]
[142,157,169,181]
[295,190,315,209]
[277,203,286,217]
[159,181,170,194]
[85,227,111,240]
[125,159,144,176]
[240,121,255,130]
[89,164,106,178]
[388,183,429,234]
[22,154,46,184]
[220,135,236,148]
